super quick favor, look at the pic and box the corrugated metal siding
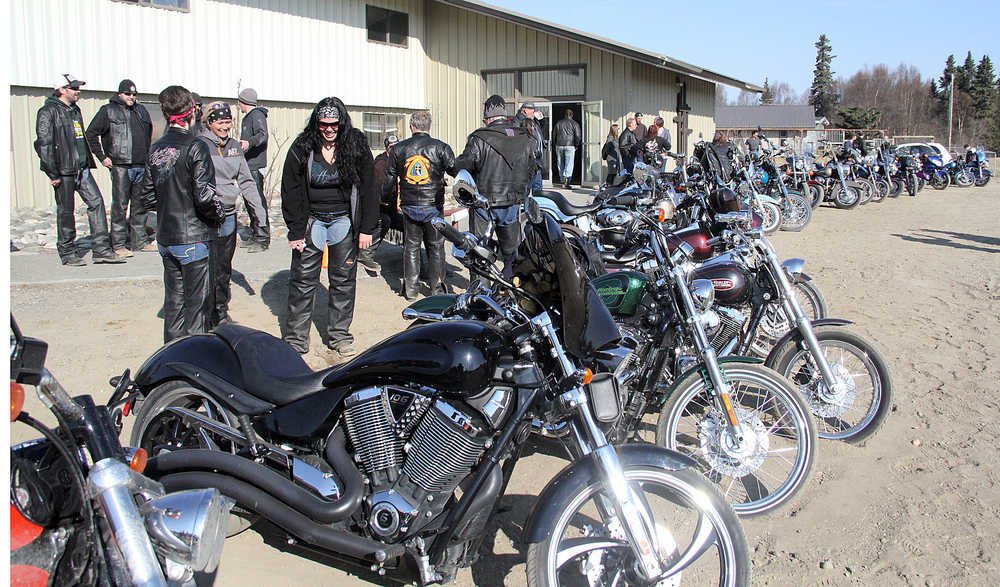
[10,0,426,108]
[422,1,716,156]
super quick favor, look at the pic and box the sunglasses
[123,92,137,96]
[318,121,340,130]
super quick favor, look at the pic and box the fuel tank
[668,224,715,262]
[691,262,751,305]
[321,320,508,399]
[592,270,652,317]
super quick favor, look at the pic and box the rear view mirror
[10,316,47,386]
[523,197,543,225]
[453,170,485,209]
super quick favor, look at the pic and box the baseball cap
[521,102,536,110]
[118,79,137,94]
[54,74,85,91]
[384,134,399,148]
[634,112,644,118]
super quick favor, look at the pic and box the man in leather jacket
[238,88,270,251]
[137,85,225,342]
[618,118,640,174]
[455,94,540,277]
[554,109,582,188]
[85,79,154,256]
[383,111,456,300]
[34,74,123,266]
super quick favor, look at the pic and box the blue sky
[489,0,1000,97]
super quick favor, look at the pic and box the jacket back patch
[403,154,431,185]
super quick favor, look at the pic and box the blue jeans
[531,170,543,192]
[556,146,576,183]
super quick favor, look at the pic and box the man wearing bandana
[138,85,225,342]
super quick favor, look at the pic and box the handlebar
[431,217,474,252]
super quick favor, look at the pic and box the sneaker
[93,254,126,265]
[330,340,357,358]
[140,241,159,253]
[245,242,267,253]
[62,256,86,267]
[113,247,134,259]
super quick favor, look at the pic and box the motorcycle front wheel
[525,466,750,587]
[655,364,816,517]
[831,183,860,209]
[857,181,873,205]
[974,174,991,187]
[872,180,890,202]
[954,171,974,188]
[770,326,892,444]
[779,193,811,232]
[931,173,949,190]
[758,201,781,234]
[887,179,902,198]
[805,183,824,209]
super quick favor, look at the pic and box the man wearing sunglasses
[86,79,155,257]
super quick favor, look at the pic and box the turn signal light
[657,207,667,223]
[11,382,25,422]
[581,368,594,385]
[129,448,149,473]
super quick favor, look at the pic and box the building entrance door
[581,100,603,187]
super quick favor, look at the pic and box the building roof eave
[434,0,763,93]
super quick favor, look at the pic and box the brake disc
[697,408,769,478]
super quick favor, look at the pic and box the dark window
[363,113,407,150]
[367,6,408,47]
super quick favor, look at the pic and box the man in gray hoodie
[238,88,270,251]
[200,101,267,326]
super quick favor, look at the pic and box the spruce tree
[760,78,775,104]
[959,51,976,93]
[972,55,996,119]
[809,35,838,119]
[935,55,958,113]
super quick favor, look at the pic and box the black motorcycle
[10,316,232,586]
[120,189,750,585]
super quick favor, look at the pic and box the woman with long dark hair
[280,97,377,358]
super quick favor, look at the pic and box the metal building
[9,0,760,209]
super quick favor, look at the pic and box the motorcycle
[897,153,920,196]
[122,179,751,585]
[816,142,862,209]
[919,153,950,190]
[408,185,818,518]
[10,316,232,586]
[781,149,824,210]
[946,160,975,188]
[755,147,812,231]
[969,154,992,187]
[856,155,889,203]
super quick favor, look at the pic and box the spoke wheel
[525,466,750,587]
[779,193,811,232]
[771,327,892,444]
[655,364,815,517]
[832,184,860,209]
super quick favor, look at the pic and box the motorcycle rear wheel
[130,381,258,536]
[975,175,991,187]
[779,193,811,232]
[954,171,974,188]
[525,466,750,587]
[655,364,816,517]
[770,326,892,444]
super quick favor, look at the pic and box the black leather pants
[54,170,113,261]
[247,168,270,246]
[209,221,238,327]
[284,233,357,353]
[109,165,149,250]
[161,249,212,343]
[403,214,445,296]
[471,208,521,278]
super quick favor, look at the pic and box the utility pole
[947,73,954,149]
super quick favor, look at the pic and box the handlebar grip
[430,217,472,251]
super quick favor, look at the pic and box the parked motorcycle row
[10,139,911,584]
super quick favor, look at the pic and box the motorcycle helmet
[706,187,742,214]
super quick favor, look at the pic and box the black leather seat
[213,323,337,406]
[538,190,604,216]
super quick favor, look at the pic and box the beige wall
[10,87,417,210]
[422,1,715,169]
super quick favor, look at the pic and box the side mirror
[10,316,47,386]
[523,197,544,225]
[452,170,484,208]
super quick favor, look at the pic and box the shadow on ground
[892,228,1000,254]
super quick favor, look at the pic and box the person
[694,130,737,186]
[198,102,268,327]
[280,97,378,358]
[633,113,647,146]
[383,111,456,300]
[746,129,762,157]
[34,74,124,267]
[137,85,225,342]
[642,125,670,165]
[238,88,270,252]
[358,134,399,277]
[964,144,977,164]
[554,109,582,188]
[85,78,154,257]
[455,94,539,277]
[602,124,622,185]
[655,115,672,149]
[190,93,204,135]
[514,102,545,192]
[618,118,640,174]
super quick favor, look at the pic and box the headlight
[143,489,234,576]
[781,258,805,278]
[689,279,716,311]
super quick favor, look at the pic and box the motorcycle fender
[763,318,854,368]
[656,356,763,407]
[523,444,697,544]
[133,335,275,414]
[401,294,458,322]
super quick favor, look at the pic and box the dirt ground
[10,183,1000,586]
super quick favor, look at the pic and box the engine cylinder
[342,387,402,475]
[402,400,489,494]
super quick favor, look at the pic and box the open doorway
[550,102,583,187]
